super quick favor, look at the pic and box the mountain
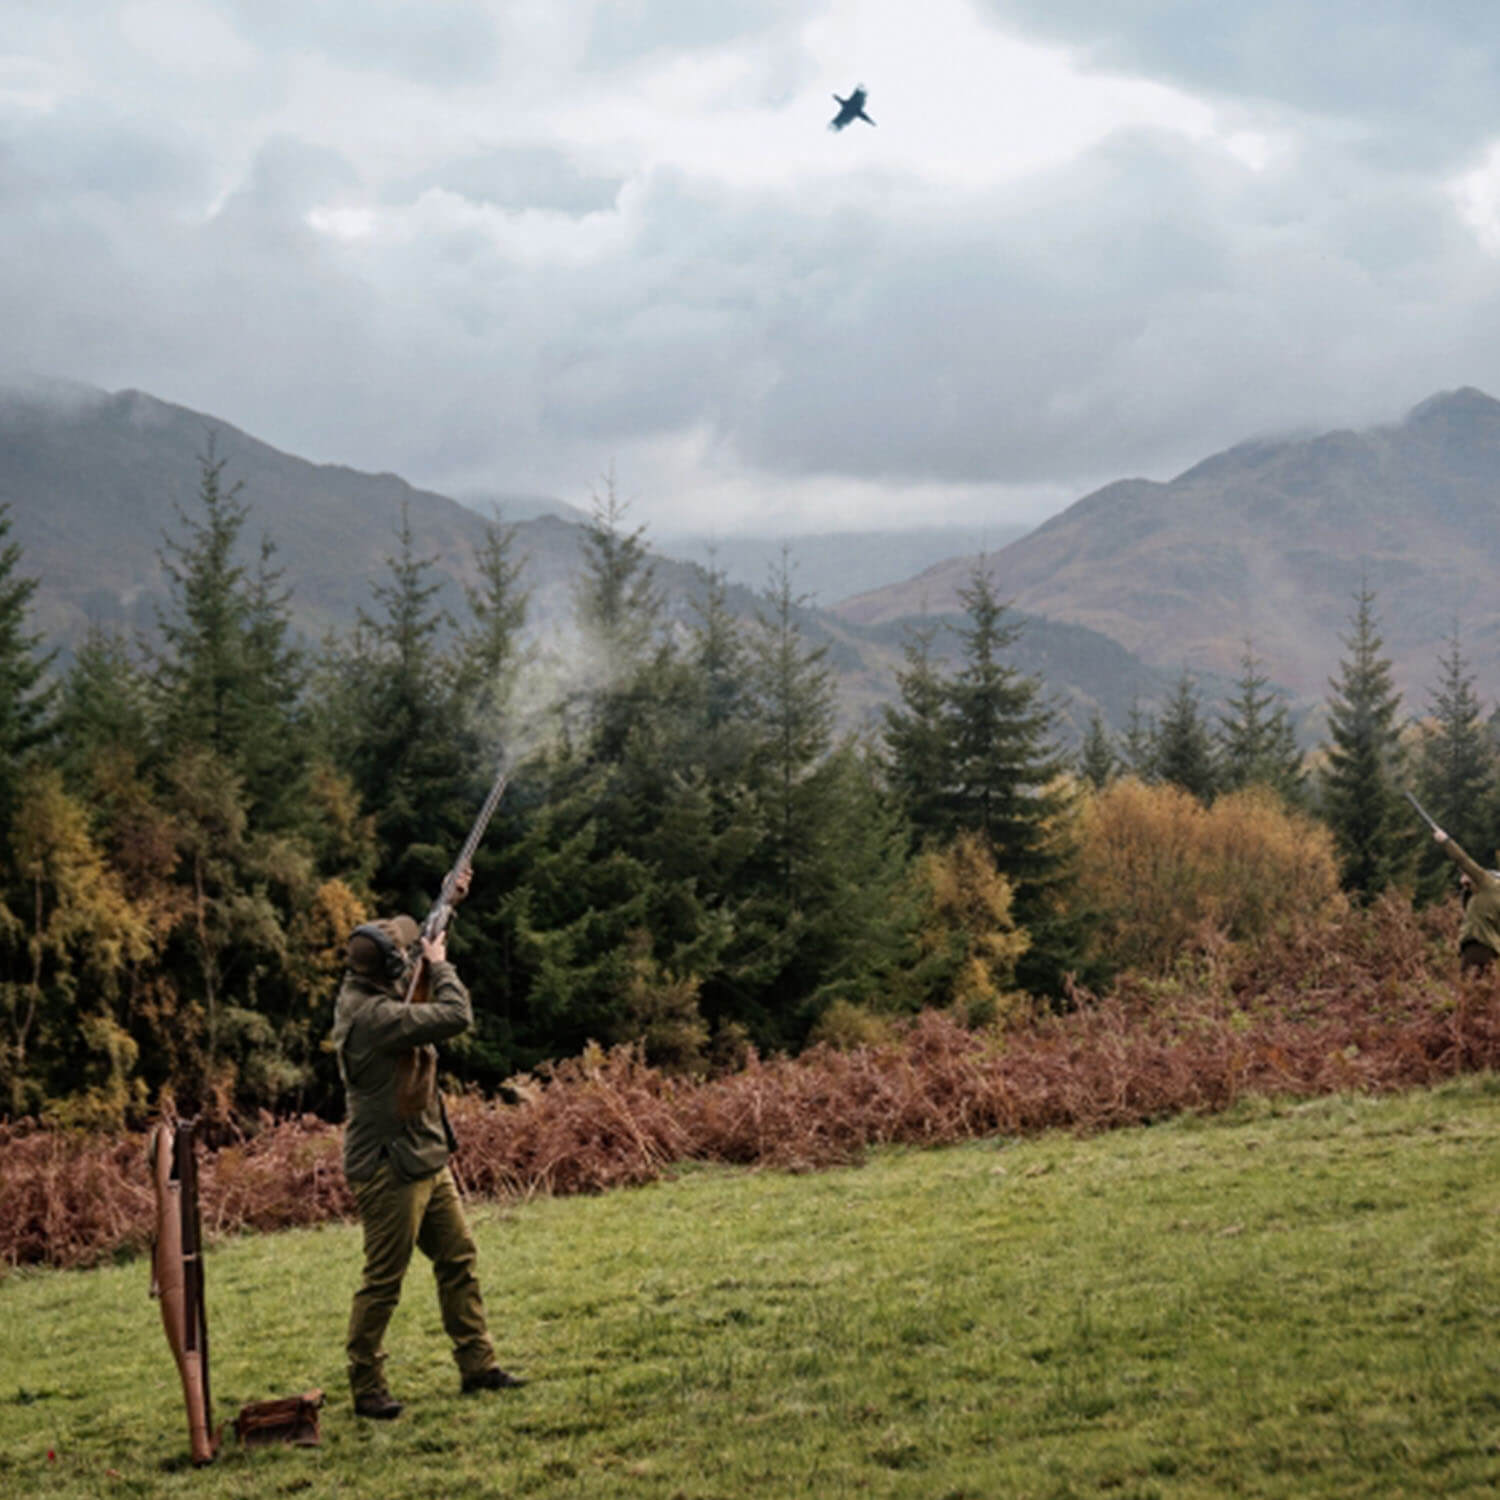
[653,525,1032,609]
[455,489,592,526]
[835,387,1500,704]
[0,379,743,657]
[0,379,1249,744]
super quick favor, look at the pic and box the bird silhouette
[829,85,875,131]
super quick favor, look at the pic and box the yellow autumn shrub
[910,831,1031,1026]
[1073,778,1344,976]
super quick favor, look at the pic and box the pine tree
[154,446,253,758]
[881,620,953,845]
[572,472,668,765]
[1217,641,1304,801]
[153,448,307,829]
[941,569,1075,995]
[347,501,477,912]
[0,503,55,820]
[238,535,310,828]
[54,626,153,785]
[1153,672,1218,803]
[1320,585,1411,899]
[1414,624,1496,894]
[1120,697,1155,780]
[575,469,661,675]
[458,517,530,735]
[747,550,836,916]
[1078,711,1117,790]
[943,570,1068,890]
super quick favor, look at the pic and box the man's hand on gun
[420,866,472,966]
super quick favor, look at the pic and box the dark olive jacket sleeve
[1440,837,1500,955]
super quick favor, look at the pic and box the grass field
[5,1078,1500,1499]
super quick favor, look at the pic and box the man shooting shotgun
[329,764,523,1419]
[1407,790,1500,974]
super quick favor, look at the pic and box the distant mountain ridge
[15,376,1458,745]
[1,380,1190,741]
[835,387,1500,703]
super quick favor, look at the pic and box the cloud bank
[4,0,1499,534]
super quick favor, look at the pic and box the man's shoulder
[332,974,395,1030]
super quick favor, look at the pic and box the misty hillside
[0,380,1188,741]
[835,387,1500,704]
[654,525,1032,609]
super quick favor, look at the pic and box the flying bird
[829,85,875,132]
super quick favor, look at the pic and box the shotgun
[393,762,508,1123]
[1402,788,1441,835]
[149,1116,219,1466]
[402,761,509,1005]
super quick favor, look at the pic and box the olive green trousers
[346,1161,497,1398]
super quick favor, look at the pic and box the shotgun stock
[149,1117,219,1466]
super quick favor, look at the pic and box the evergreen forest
[2,456,1496,1132]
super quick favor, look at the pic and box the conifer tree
[1120,697,1155,780]
[1153,671,1218,803]
[690,559,752,741]
[346,501,475,912]
[1078,711,1117,790]
[1320,585,1410,899]
[458,517,530,732]
[154,446,253,757]
[1414,624,1496,894]
[153,448,307,828]
[572,472,669,765]
[940,570,1076,995]
[747,551,836,914]
[1217,641,1304,801]
[54,626,153,785]
[943,569,1068,892]
[575,469,661,674]
[737,557,911,1043]
[0,503,55,820]
[239,535,310,827]
[881,620,953,844]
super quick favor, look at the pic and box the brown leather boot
[461,1368,526,1394]
[353,1391,404,1420]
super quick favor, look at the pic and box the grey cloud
[3,105,210,205]
[9,2,1500,535]
[584,0,806,68]
[979,1,1500,164]
[719,130,1499,487]
[223,0,500,85]
[210,135,363,233]
[401,147,623,217]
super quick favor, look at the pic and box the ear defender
[348,923,408,981]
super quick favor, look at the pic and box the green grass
[6,1080,1500,1499]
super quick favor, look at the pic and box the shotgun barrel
[1402,788,1441,834]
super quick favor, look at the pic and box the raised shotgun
[393,761,509,1122]
[403,761,509,1005]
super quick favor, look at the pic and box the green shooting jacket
[330,959,472,1183]
[1439,836,1500,957]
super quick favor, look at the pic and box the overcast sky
[6,0,1500,536]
